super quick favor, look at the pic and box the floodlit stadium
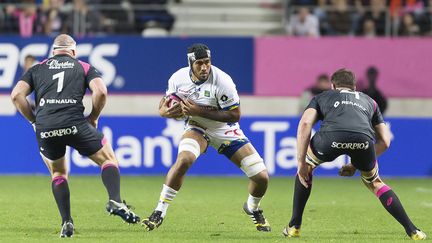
[0,0,431,242]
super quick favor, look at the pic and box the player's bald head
[52,34,77,57]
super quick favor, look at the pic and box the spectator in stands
[286,7,320,37]
[417,0,432,35]
[313,0,330,35]
[4,0,40,37]
[362,18,377,37]
[358,0,387,36]
[327,0,353,35]
[40,0,67,36]
[398,12,421,35]
[23,55,37,73]
[130,0,175,33]
[299,74,331,113]
[361,66,388,114]
[63,0,103,36]
[99,0,135,34]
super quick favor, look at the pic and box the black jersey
[306,89,384,139]
[20,54,101,129]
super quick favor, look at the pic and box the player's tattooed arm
[11,81,35,124]
[374,123,391,156]
[181,99,240,123]
[88,77,107,128]
[159,97,184,118]
[296,108,318,188]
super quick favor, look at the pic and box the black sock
[376,186,417,235]
[101,165,122,202]
[289,174,313,228]
[51,176,71,224]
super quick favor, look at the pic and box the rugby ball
[167,93,184,108]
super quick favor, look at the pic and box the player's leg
[283,145,317,237]
[37,132,74,238]
[71,123,139,224]
[359,164,426,240]
[142,129,208,231]
[87,140,140,224]
[228,142,270,232]
[41,153,74,238]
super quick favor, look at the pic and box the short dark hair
[331,68,356,90]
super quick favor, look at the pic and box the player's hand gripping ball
[166,92,187,121]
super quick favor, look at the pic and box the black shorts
[309,131,376,171]
[36,122,104,160]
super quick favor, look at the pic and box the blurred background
[0,0,431,177]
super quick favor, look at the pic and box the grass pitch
[0,176,430,242]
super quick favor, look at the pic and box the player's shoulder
[211,66,234,86]
[315,89,337,100]
[170,67,190,79]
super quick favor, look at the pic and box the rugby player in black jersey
[283,68,426,240]
[11,34,140,238]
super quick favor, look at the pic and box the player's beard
[193,69,209,82]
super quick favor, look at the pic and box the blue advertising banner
[0,115,431,177]
[0,36,254,94]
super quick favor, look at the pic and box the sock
[101,164,122,203]
[247,194,262,212]
[376,185,417,235]
[51,176,72,224]
[289,173,313,228]
[155,184,178,218]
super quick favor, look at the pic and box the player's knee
[250,170,269,186]
[175,155,195,171]
[240,153,267,178]
[178,138,201,160]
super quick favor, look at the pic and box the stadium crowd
[0,0,175,37]
[2,0,431,37]
[286,0,432,36]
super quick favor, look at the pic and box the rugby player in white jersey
[142,43,271,232]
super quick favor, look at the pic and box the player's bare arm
[11,80,35,124]
[374,122,391,156]
[181,98,240,123]
[88,77,107,128]
[296,108,318,188]
[158,97,183,118]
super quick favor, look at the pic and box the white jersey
[166,66,241,130]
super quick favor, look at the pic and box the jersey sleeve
[305,96,323,120]
[165,74,176,96]
[216,75,240,110]
[371,102,385,126]
[86,65,102,84]
[19,65,37,90]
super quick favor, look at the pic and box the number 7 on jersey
[53,71,65,93]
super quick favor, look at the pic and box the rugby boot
[106,200,140,224]
[410,229,427,240]
[282,225,301,238]
[243,202,271,232]
[59,220,74,238]
[142,210,164,231]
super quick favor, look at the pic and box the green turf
[0,176,430,242]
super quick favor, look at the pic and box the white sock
[247,194,262,212]
[155,184,177,218]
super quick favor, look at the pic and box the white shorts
[185,121,249,158]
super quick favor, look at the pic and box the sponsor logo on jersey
[46,59,75,69]
[334,101,340,108]
[40,126,78,139]
[340,100,367,111]
[204,90,210,97]
[331,141,369,150]
[39,98,77,106]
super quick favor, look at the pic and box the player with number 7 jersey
[11,34,140,238]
